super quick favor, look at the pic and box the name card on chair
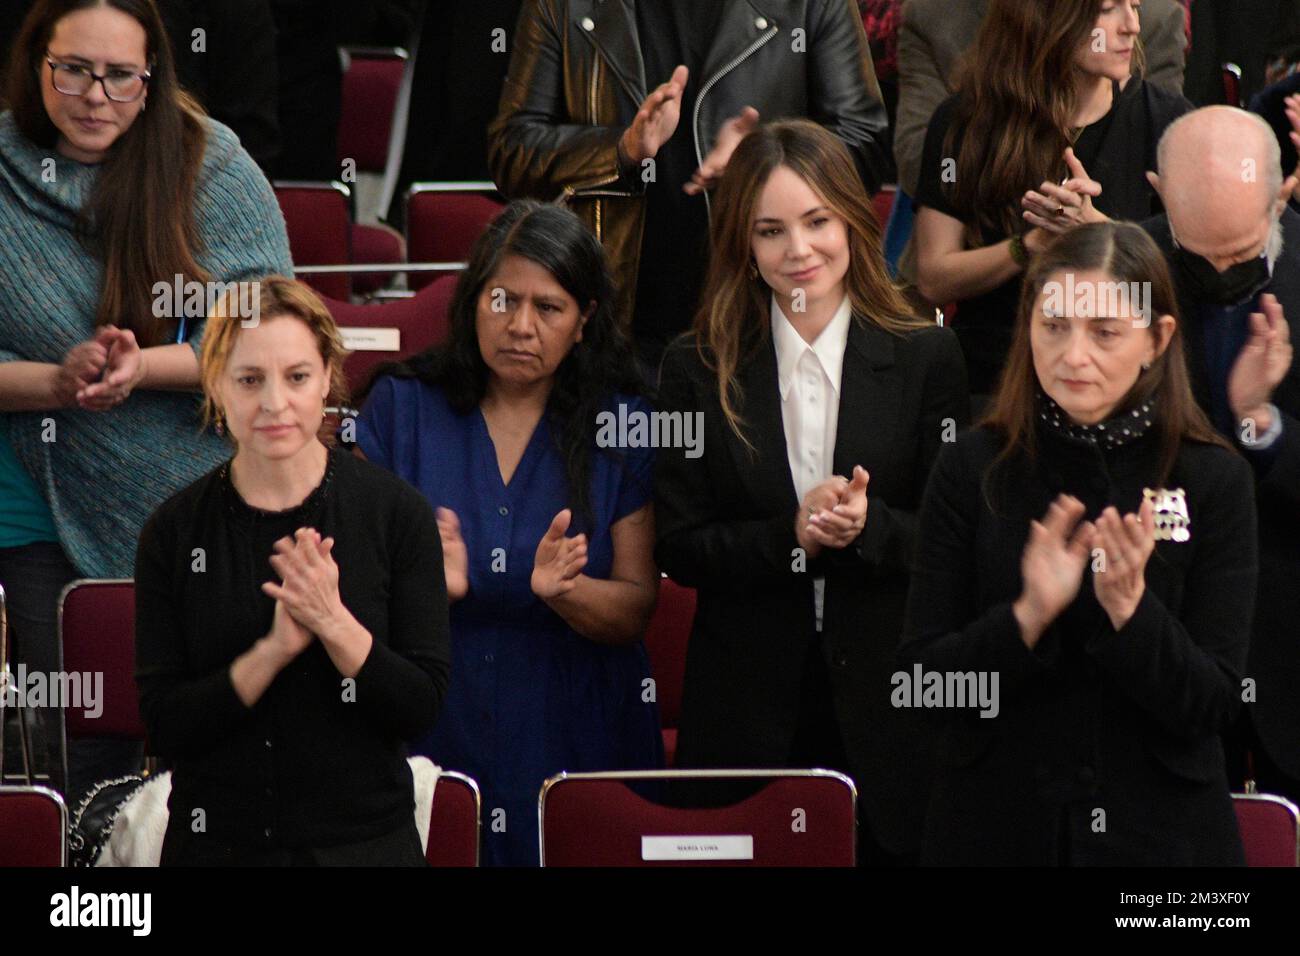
[641,835,754,861]
[339,327,401,352]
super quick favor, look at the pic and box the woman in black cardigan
[135,277,450,866]
[655,120,969,863]
[903,222,1257,865]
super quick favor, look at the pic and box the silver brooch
[1143,487,1190,542]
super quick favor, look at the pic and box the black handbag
[68,774,149,867]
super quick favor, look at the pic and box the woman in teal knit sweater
[0,0,292,795]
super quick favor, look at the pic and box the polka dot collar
[1037,390,1156,452]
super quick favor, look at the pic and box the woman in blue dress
[356,200,663,866]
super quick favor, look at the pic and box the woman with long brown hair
[0,0,291,795]
[655,118,968,864]
[902,222,1255,865]
[912,0,1191,404]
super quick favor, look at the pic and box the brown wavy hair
[982,222,1230,490]
[200,276,351,447]
[692,118,930,449]
[5,0,211,347]
[944,0,1146,242]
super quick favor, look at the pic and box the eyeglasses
[45,53,150,103]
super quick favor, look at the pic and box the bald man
[1142,107,1300,802]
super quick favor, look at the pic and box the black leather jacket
[487,0,889,327]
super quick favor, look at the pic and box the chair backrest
[643,577,696,731]
[0,786,67,866]
[59,580,145,742]
[337,47,409,175]
[427,770,481,866]
[273,181,353,300]
[871,184,897,229]
[323,274,457,395]
[1222,62,1243,107]
[1233,792,1300,866]
[405,183,504,290]
[539,769,857,867]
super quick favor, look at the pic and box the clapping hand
[1091,497,1155,631]
[1021,148,1106,232]
[621,65,689,165]
[531,509,588,600]
[75,326,144,411]
[1228,293,1292,435]
[1013,495,1096,647]
[262,528,346,639]
[436,507,469,601]
[795,467,870,556]
[683,106,760,195]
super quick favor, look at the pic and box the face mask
[1170,230,1272,306]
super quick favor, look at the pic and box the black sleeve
[1084,452,1258,740]
[1252,410,1300,508]
[653,344,811,588]
[807,0,893,194]
[203,0,282,174]
[834,327,970,575]
[900,437,1058,695]
[912,96,961,218]
[485,0,643,201]
[135,508,256,761]
[350,486,452,740]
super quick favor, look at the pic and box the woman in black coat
[903,222,1257,865]
[655,120,969,863]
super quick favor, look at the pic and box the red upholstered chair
[539,769,857,866]
[273,181,352,300]
[426,770,481,866]
[58,580,147,788]
[0,786,67,866]
[405,183,504,290]
[322,274,457,395]
[349,222,405,297]
[1233,792,1300,867]
[1221,62,1243,108]
[337,47,416,296]
[871,184,897,229]
[643,576,696,767]
[337,47,408,175]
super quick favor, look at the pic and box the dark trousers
[789,632,910,867]
[161,818,428,867]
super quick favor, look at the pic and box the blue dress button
[499,506,509,516]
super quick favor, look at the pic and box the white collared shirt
[771,293,852,631]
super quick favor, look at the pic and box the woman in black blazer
[655,120,969,863]
[903,222,1257,865]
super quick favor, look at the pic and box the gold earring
[748,259,758,279]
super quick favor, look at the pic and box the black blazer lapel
[730,331,800,515]
[833,317,901,478]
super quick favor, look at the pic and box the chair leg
[14,699,34,786]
